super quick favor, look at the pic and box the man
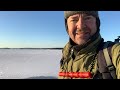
[58,11,120,79]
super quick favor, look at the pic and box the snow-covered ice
[0,49,62,79]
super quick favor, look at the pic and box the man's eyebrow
[71,14,92,18]
[84,14,93,17]
[70,15,79,18]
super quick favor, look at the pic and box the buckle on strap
[107,65,115,71]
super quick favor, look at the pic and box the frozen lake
[0,49,62,79]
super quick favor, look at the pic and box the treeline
[0,48,63,50]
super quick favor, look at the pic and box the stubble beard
[74,29,91,45]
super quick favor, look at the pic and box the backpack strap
[103,41,117,79]
[97,41,117,79]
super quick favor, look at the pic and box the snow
[0,49,62,79]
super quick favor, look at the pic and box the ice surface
[0,49,62,79]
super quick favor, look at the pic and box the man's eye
[84,16,92,20]
[71,19,78,22]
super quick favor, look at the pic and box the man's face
[67,13,97,45]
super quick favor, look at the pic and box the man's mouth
[76,32,89,35]
[75,32,90,39]
[76,29,90,34]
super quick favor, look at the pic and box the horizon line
[0,47,63,49]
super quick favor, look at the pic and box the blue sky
[0,11,119,48]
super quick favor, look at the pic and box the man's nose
[76,18,86,29]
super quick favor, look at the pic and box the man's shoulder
[61,42,69,57]
[103,41,114,44]
[62,42,71,52]
[103,41,118,48]
[61,42,72,59]
[100,41,119,54]
[112,42,120,51]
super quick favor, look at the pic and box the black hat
[64,11,99,19]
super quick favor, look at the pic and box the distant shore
[0,48,63,50]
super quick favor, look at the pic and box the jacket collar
[62,32,103,59]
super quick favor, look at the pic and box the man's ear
[65,19,68,34]
[96,18,100,32]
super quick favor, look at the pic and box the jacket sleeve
[111,43,120,79]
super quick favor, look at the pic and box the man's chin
[75,40,88,45]
[76,34,90,39]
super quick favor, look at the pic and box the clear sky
[0,11,119,48]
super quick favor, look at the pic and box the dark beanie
[64,11,99,19]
